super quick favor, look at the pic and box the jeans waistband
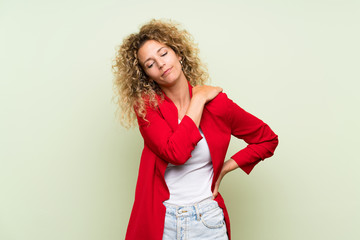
[163,197,218,220]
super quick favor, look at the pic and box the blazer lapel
[158,99,178,131]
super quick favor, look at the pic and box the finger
[214,86,223,92]
[212,189,218,199]
[212,182,220,199]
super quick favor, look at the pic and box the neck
[161,73,190,111]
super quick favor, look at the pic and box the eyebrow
[143,47,166,65]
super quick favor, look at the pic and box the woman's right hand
[192,85,223,104]
[185,85,223,127]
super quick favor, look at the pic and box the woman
[112,19,279,240]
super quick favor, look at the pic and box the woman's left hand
[212,158,239,199]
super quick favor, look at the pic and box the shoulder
[134,93,163,114]
[134,93,164,126]
[204,92,234,118]
[206,92,234,107]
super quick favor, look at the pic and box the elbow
[169,157,188,165]
[157,132,201,165]
[258,134,279,159]
[161,145,191,166]
[274,134,279,148]
[163,154,189,165]
[268,135,279,156]
[273,134,279,148]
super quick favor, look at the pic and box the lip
[161,67,172,77]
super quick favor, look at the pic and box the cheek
[145,68,158,78]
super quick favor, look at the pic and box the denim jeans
[162,197,229,240]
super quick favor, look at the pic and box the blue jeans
[162,197,229,240]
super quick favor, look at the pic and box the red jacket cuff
[181,115,203,146]
[231,147,261,175]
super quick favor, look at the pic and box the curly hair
[112,19,209,128]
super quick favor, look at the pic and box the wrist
[223,159,238,174]
[191,94,206,105]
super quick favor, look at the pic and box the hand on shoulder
[192,85,223,104]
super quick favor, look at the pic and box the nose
[158,59,165,69]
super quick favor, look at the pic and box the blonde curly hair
[112,19,209,128]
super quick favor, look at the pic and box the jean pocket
[200,206,225,229]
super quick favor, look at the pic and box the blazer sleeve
[226,95,279,174]
[135,105,203,165]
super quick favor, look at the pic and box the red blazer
[125,82,279,239]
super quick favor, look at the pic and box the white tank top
[163,119,214,205]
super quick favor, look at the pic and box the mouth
[161,67,172,77]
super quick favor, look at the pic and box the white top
[163,119,214,205]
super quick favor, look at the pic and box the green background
[1,0,359,239]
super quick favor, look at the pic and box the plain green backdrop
[1,0,359,239]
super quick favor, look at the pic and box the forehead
[137,40,168,62]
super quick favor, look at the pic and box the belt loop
[175,206,179,218]
[194,203,200,221]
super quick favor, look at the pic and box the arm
[136,107,202,166]
[213,94,279,198]
[185,94,206,127]
[227,96,279,174]
[187,85,223,127]
[136,85,223,165]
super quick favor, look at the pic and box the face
[137,40,183,88]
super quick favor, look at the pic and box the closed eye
[146,51,167,68]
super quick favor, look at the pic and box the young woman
[112,19,279,240]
